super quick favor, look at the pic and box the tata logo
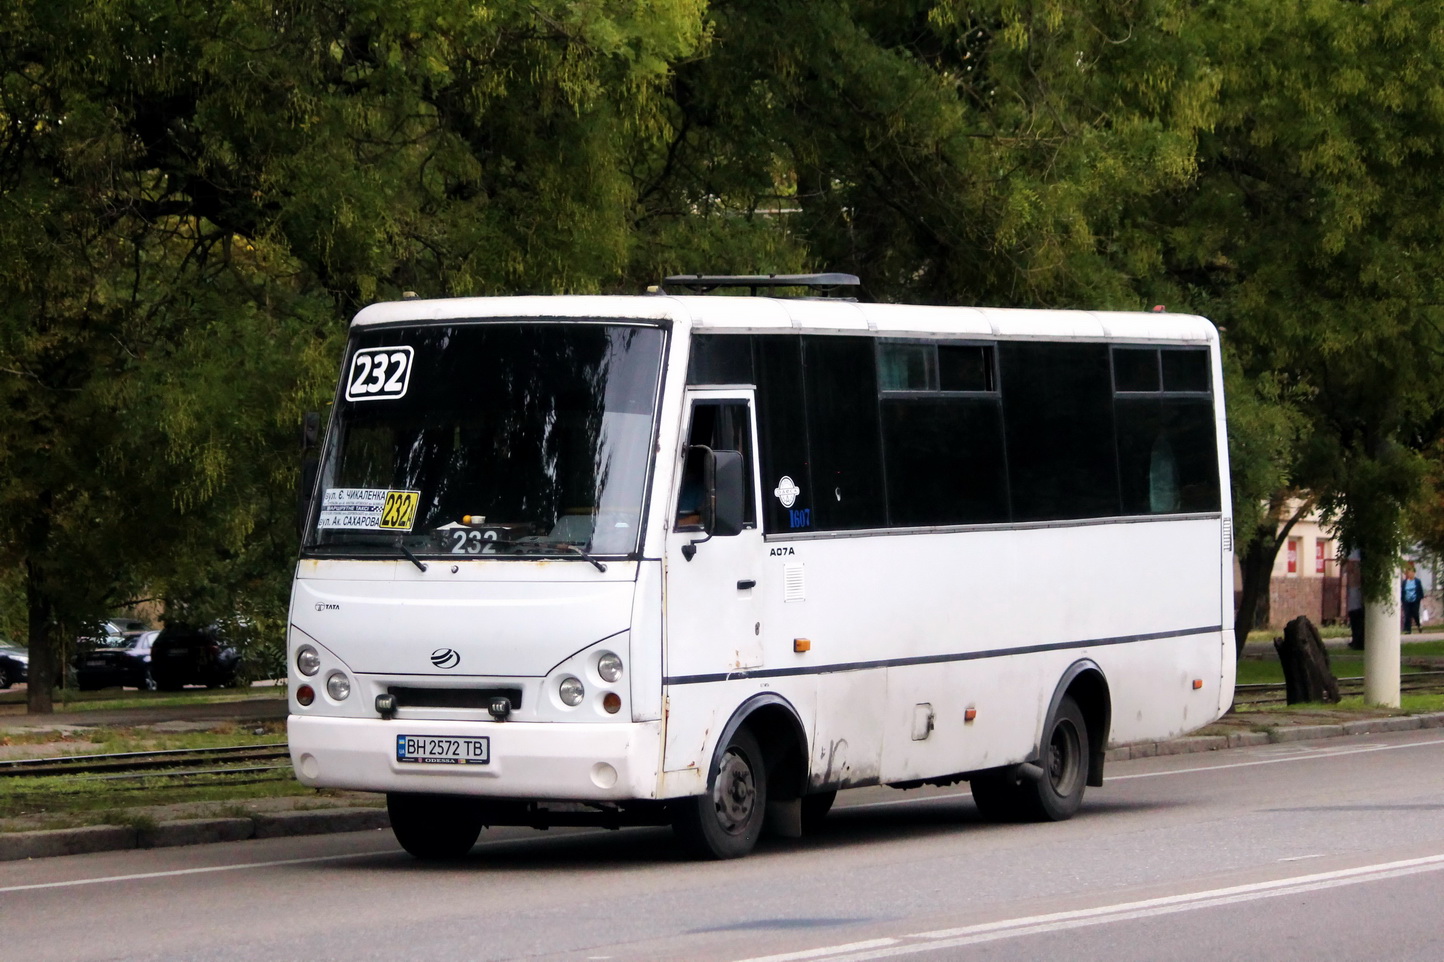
[430,648,460,670]
[313,603,339,612]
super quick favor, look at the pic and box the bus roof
[350,294,1217,344]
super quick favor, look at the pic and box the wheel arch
[713,692,810,803]
[1044,660,1111,788]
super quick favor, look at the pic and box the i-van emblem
[431,648,461,669]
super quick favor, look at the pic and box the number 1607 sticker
[346,346,414,401]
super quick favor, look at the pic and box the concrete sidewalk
[6,706,1444,862]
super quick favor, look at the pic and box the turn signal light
[297,684,315,706]
[602,692,622,714]
[793,638,811,653]
[1192,679,1204,690]
[964,707,977,722]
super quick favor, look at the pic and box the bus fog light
[597,651,623,682]
[297,684,315,706]
[296,645,321,676]
[559,675,585,707]
[602,692,622,714]
[326,672,351,701]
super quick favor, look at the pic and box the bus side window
[677,402,756,530]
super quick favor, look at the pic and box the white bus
[288,274,1234,860]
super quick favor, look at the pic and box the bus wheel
[674,727,767,859]
[387,792,484,860]
[972,696,1089,823]
[1032,695,1089,821]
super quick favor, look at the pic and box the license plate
[86,658,106,667]
[396,735,490,765]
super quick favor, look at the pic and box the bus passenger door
[666,391,764,676]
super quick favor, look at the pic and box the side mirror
[297,412,321,537]
[710,449,745,538]
[683,446,745,560]
[301,411,321,451]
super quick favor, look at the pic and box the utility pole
[1364,558,1401,707]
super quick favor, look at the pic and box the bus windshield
[305,321,665,560]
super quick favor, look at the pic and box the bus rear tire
[673,727,767,859]
[971,695,1089,822]
[387,792,484,860]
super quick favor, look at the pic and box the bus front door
[666,391,764,675]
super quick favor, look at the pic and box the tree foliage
[0,0,709,710]
[1133,0,1444,599]
[5,0,1444,710]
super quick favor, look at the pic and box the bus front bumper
[287,714,663,801]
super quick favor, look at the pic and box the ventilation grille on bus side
[387,686,523,710]
[784,562,806,602]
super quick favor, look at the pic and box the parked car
[74,629,159,691]
[75,617,150,653]
[0,641,28,689]
[149,623,242,690]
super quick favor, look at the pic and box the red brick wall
[1268,576,1343,628]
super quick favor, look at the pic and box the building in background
[1238,502,1438,630]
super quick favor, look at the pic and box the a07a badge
[379,490,420,531]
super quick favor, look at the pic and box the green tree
[634,0,1217,305]
[1138,0,1444,609]
[0,0,709,711]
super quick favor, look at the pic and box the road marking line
[12,738,1442,897]
[732,853,1444,962]
[0,850,385,894]
[732,939,900,962]
[1109,737,1444,780]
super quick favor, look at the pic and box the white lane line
[1108,737,1444,780]
[0,850,386,894]
[733,853,1444,962]
[731,940,901,962]
[16,738,1444,895]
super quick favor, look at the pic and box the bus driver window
[676,401,755,531]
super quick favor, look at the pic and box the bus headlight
[558,675,585,707]
[326,671,351,701]
[597,651,623,683]
[296,645,321,676]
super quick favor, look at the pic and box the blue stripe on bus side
[661,625,1225,686]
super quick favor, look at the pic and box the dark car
[74,629,159,691]
[0,642,28,689]
[149,624,242,690]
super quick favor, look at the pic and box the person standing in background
[1345,551,1365,650]
[1401,565,1424,634]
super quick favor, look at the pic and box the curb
[8,714,1444,862]
[1104,711,1444,761]
[0,807,389,863]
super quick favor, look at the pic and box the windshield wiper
[396,541,428,572]
[556,543,607,573]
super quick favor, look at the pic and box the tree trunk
[1273,615,1340,704]
[1235,532,1276,658]
[24,557,55,714]
[1234,495,1317,659]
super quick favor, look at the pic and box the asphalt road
[4,729,1444,962]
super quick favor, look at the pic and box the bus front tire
[387,792,484,860]
[971,695,1089,823]
[673,727,768,859]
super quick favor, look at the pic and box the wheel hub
[712,749,756,834]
